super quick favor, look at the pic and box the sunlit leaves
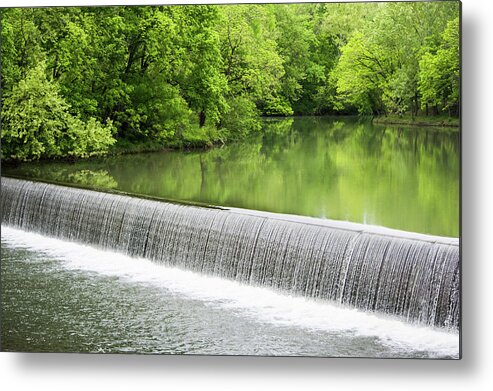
[331,1,459,116]
[419,18,460,114]
[0,2,460,161]
[1,63,115,160]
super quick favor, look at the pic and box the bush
[181,124,226,148]
[220,95,262,139]
[1,63,115,161]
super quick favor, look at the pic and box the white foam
[1,225,459,357]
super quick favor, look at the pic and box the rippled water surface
[1,227,459,358]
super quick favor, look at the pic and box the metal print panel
[0,0,461,358]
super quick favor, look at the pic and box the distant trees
[419,17,460,116]
[332,2,459,116]
[1,2,460,161]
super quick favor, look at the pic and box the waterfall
[1,177,460,329]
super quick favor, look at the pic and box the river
[1,117,460,357]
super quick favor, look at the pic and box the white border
[1,1,492,390]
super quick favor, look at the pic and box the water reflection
[3,117,459,237]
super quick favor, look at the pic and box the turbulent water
[1,177,460,330]
[1,227,459,357]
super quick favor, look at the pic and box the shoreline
[1,114,459,165]
[373,115,459,128]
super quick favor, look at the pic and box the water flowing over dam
[1,177,460,329]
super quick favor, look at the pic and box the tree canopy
[1,2,460,161]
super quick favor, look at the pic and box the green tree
[419,17,460,116]
[171,5,228,128]
[332,31,389,114]
[217,5,289,116]
[0,3,461,162]
[1,63,115,161]
[331,1,459,116]
[0,8,45,92]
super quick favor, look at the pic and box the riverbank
[373,115,459,128]
[108,125,224,156]
[1,132,217,165]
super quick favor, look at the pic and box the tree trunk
[199,111,206,127]
[413,92,419,118]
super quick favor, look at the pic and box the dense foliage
[1,2,460,161]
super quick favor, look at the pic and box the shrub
[1,63,115,161]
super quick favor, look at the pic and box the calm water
[0,227,459,357]
[3,117,460,237]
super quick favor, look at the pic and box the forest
[1,2,460,161]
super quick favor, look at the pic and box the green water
[3,117,459,237]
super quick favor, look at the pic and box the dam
[1,177,460,329]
